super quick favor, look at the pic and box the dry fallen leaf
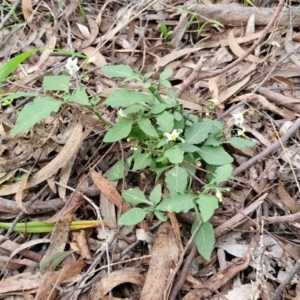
[0,123,83,196]
[21,0,33,20]
[278,180,300,214]
[228,30,260,63]
[91,170,131,213]
[90,269,145,299]
[140,222,180,300]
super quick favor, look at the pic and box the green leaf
[0,92,38,104]
[198,146,233,165]
[154,211,167,221]
[105,89,153,108]
[148,103,167,115]
[101,65,134,78]
[156,193,195,213]
[210,164,233,185]
[40,251,73,274]
[107,161,124,180]
[184,121,212,144]
[12,97,61,137]
[142,82,151,89]
[182,154,197,175]
[160,80,172,88]
[118,208,148,226]
[132,151,152,171]
[160,69,173,80]
[0,49,39,83]
[192,221,215,260]
[164,147,184,164]
[67,87,90,105]
[196,195,219,222]
[225,137,256,149]
[204,134,222,146]
[137,118,159,138]
[43,76,70,92]
[160,23,168,35]
[150,165,172,182]
[128,126,149,141]
[103,119,133,142]
[122,189,152,206]
[144,72,153,79]
[165,165,188,194]
[123,104,144,115]
[156,111,174,133]
[149,184,162,205]
[107,160,129,180]
[173,111,183,121]
[178,143,200,153]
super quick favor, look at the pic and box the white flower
[237,126,246,137]
[117,109,127,119]
[232,113,244,127]
[165,129,180,141]
[65,57,79,75]
[216,189,222,202]
[87,56,96,63]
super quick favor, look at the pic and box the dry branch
[187,4,300,27]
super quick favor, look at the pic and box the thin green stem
[148,85,167,104]
[87,106,112,126]
[0,220,102,233]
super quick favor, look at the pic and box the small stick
[264,211,300,224]
[270,259,300,300]
[215,194,267,237]
[232,117,300,177]
[196,0,285,81]
[177,56,205,97]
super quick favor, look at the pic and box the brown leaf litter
[1,0,300,299]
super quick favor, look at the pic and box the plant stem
[148,85,167,104]
[0,220,102,233]
[87,106,112,126]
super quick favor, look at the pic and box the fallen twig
[0,0,21,31]
[177,56,205,97]
[270,259,300,300]
[196,0,285,81]
[232,117,300,176]
[176,0,285,98]
[215,194,267,237]
[182,233,259,299]
[186,4,300,27]
[168,244,198,300]
[218,34,300,120]
[264,211,300,224]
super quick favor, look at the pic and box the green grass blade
[0,49,40,83]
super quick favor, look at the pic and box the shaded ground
[1,0,300,299]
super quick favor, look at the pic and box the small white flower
[118,109,127,119]
[165,129,180,141]
[87,56,96,63]
[216,189,222,202]
[237,126,246,137]
[65,57,79,75]
[232,113,244,127]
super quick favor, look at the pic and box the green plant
[1,55,108,137]
[2,0,21,23]
[4,52,255,260]
[160,23,174,43]
[180,9,224,39]
[0,220,101,233]
[100,64,255,260]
